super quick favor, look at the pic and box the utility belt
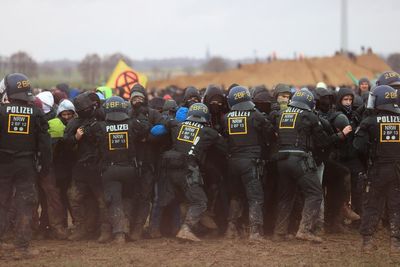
[0,149,34,163]
[108,160,137,167]
[162,150,187,169]
[274,149,317,172]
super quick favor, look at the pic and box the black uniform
[354,112,400,240]
[0,102,51,248]
[274,106,344,237]
[224,109,272,232]
[160,119,227,229]
[101,118,148,235]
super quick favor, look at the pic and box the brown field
[148,54,391,89]
[1,229,399,267]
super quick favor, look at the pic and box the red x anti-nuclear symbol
[115,71,139,94]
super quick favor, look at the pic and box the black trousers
[360,163,400,238]
[323,159,350,226]
[68,163,109,229]
[0,157,37,248]
[227,158,264,228]
[103,165,136,234]
[166,167,207,228]
[131,163,154,230]
[274,154,322,235]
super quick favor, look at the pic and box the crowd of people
[0,70,399,259]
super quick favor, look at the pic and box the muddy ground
[1,230,399,266]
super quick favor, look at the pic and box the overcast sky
[1,0,399,61]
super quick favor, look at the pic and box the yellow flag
[106,59,148,100]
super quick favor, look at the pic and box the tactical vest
[0,104,37,153]
[173,121,204,153]
[374,114,400,161]
[226,110,260,148]
[104,121,133,163]
[278,107,310,151]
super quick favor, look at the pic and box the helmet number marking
[16,80,30,89]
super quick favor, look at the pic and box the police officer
[160,103,227,241]
[0,73,51,258]
[64,91,111,243]
[273,89,351,243]
[101,96,149,243]
[353,85,400,253]
[224,86,273,241]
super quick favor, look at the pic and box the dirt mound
[149,54,391,89]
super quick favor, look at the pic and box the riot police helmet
[376,71,400,89]
[186,103,210,123]
[227,86,255,111]
[103,96,129,121]
[289,89,315,111]
[373,85,400,114]
[0,73,34,102]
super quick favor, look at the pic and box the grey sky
[1,0,399,61]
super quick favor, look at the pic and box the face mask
[342,104,352,114]
[278,101,288,111]
[186,100,198,108]
[318,98,331,113]
[255,102,270,113]
[209,103,222,114]
[77,106,95,119]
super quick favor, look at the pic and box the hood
[149,97,165,111]
[37,91,54,108]
[57,99,76,116]
[252,85,273,103]
[337,87,354,103]
[183,86,201,103]
[37,91,54,114]
[130,83,148,104]
[337,87,354,113]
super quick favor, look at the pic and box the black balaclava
[317,96,332,113]
[183,86,201,107]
